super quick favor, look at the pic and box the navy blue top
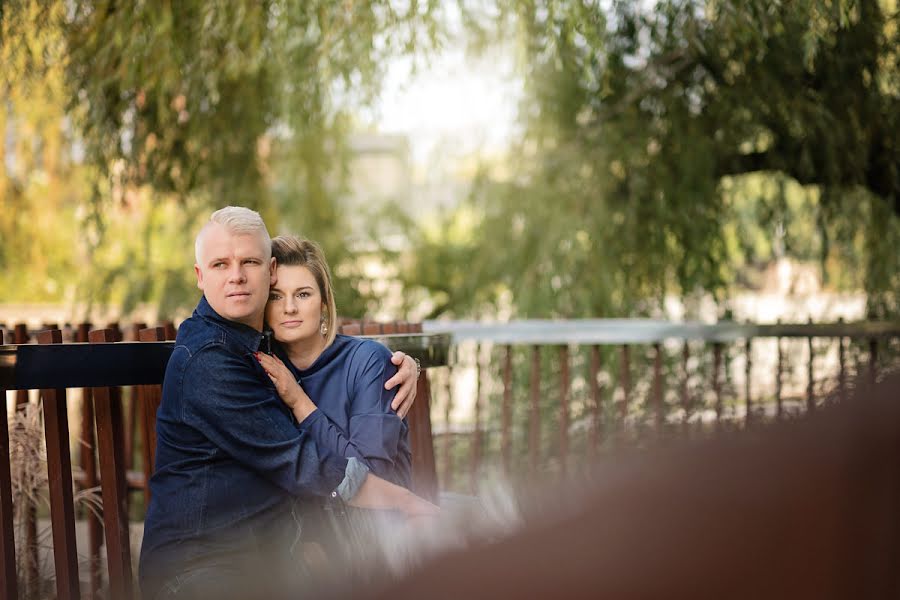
[139,296,350,597]
[294,334,411,488]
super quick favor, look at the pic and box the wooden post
[470,344,482,492]
[37,330,81,600]
[558,345,569,475]
[13,324,28,408]
[712,343,723,431]
[775,332,784,421]
[837,332,847,405]
[807,318,815,413]
[77,323,102,597]
[589,346,602,456]
[529,345,541,474]
[501,345,513,475]
[138,327,166,505]
[745,338,753,426]
[869,338,878,388]
[619,345,631,441]
[0,329,19,600]
[13,324,38,599]
[653,343,663,434]
[407,323,438,503]
[680,342,690,435]
[442,356,454,492]
[89,329,133,600]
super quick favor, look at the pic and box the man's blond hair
[195,206,272,264]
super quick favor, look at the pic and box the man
[139,207,435,599]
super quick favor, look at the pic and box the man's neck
[285,336,328,371]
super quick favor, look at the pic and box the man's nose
[227,264,246,283]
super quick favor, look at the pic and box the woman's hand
[256,352,316,422]
[385,352,420,418]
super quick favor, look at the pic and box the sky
[367,37,523,174]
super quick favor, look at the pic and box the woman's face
[266,265,325,346]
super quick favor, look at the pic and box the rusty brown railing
[424,319,900,491]
[0,321,448,600]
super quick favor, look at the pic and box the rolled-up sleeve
[182,347,348,498]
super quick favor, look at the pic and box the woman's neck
[285,335,328,371]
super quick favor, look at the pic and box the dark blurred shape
[369,374,900,599]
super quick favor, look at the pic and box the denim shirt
[139,296,356,595]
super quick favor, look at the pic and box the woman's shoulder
[338,335,392,364]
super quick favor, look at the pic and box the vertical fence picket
[619,345,630,442]
[589,346,601,456]
[138,327,166,505]
[442,356,454,491]
[501,345,512,475]
[838,325,847,404]
[680,342,689,434]
[407,323,438,503]
[37,330,80,600]
[745,338,753,426]
[558,345,569,475]
[13,324,38,594]
[653,343,663,434]
[77,323,102,597]
[869,338,878,388]
[529,346,541,474]
[0,331,18,600]
[88,329,134,600]
[713,343,723,431]
[775,332,784,421]
[807,318,815,413]
[470,344,482,492]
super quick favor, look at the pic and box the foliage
[395,0,900,319]
[1,0,444,316]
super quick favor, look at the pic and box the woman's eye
[297,292,310,299]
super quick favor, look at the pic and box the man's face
[194,224,275,330]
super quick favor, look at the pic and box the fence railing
[0,322,449,600]
[423,319,900,491]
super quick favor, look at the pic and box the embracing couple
[138,206,438,599]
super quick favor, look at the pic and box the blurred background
[2,0,900,486]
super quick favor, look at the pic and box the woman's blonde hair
[270,235,337,347]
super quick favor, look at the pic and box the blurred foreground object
[369,374,900,599]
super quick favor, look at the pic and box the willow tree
[399,0,900,319]
[1,0,443,316]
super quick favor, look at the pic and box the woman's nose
[284,296,297,313]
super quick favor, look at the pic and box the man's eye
[213,263,226,269]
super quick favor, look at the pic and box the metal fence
[423,319,900,492]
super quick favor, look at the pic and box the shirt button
[331,491,337,498]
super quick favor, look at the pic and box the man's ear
[269,257,277,285]
[195,264,204,290]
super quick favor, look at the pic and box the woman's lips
[280,320,303,327]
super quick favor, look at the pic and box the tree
[1,0,444,316]
[396,0,900,319]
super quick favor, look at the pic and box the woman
[257,235,411,487]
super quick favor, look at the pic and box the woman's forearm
[347,472,438,516]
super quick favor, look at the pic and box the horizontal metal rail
[424,319,900,344]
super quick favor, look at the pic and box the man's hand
[385,351,419,418]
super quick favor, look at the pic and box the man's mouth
[227,291,251,298]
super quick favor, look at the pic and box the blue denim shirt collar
[195,294,273,354]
